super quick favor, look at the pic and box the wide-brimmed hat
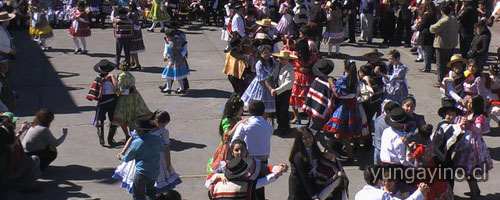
[272,50,298,59]
[133,116,156,131]
[256,19,277,27]
[312,59,335,77]
[1,112,18,123]
[363,48,384,58]
[224,37,245,53]
[0,12,16,22]
[93,59,116,73]
[446,55,468,68]
[384,107,410,129]
[225,157,255,180]
[438,97,463,118]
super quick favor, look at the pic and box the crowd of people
[0,0,499,199]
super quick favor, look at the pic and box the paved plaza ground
[5,22,500,200]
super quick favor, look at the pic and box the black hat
[165,28,177,37]
[224,157,255,180]
[231,2,244,10]
[312,59,335,77]
[134,116,157,131]
[224,37,244,53]
[438,97,462,118]
[384,107,410,129]
[94,59,116,73]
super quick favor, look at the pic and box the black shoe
[161,89,172,94]
[348,40,356,43]
[97,125,105,146]
[159,84,166,90]
[81,50,88,54]
[175,89,187,94]
[74,48,81,54]
[108,125,117,147]
[415,59,423,62]
[410,47,417,52]
[147,29,154,32]
[160,28,165,33]
[464,190,481,196]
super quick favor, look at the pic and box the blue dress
[384,63,409,105]
[323,75,364,138]
[162,37,189,80]
[241,60,277,113]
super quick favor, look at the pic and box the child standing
[161,29,189,94]
[68,1,91,54]
[456,95,494,199]
[128,2,145,70]
[379,49,409,105]
[322,1,345,58]
[29,0,54,50]
[241,45,277,113]
[323,60,364,160]
[272,50,296,135]
[147,0,170,32]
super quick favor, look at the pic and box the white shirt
[274,63,294,95]
[355,185,425,200]
[231,13,246,38]
[231,116,273,158]
[380,127,412,166]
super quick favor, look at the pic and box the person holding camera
[21,108,68,172]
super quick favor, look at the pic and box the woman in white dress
[113,110,182,193]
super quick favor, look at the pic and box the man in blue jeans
[118,117,163,200]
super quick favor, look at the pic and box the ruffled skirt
[323,98,364,138]
[290,72,315,109]
[241,78,276,113]
[456,133,494,175]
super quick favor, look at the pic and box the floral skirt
[456,133,494,175]
[113,91,151,124]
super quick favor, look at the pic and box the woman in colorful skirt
[147,0,170,32]
[322,1,345,58]
[160,29,189,94]
[29,0,54,50]
[323,60,364,160]
[207,95,245,173]
[276,0,294,38]
[128,2,145,70]
[113,110,182,193]
[289,38,318,124]
[241,45,277,113]
[68,1,91,54]
[379,49,409,106]
[456,95,494,199]
[112,61,152,140]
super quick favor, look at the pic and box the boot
[108,125,118,147]
[97,124,105,146]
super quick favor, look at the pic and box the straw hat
[272,50,298,59]
[0,12,15,22]
[446,55,468,68]
[363,48,384,57]
[256,18,277,27]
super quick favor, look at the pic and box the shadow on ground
[180,89,233,99]
[8,165,116,200]
[170,138,207,152]
[9,30,81,117]
[454,193,500,200]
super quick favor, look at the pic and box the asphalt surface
[5,22,500,200]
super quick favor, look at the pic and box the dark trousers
[423,45,433,71]
[436,48,454,82]
[310,24,323,50]
[228,75,245,96]
[26,146,57,172]
[116,38,131,65]
[96,95,117,123]
[348,13,356,42]
[459,33,474,58]
[396,17,412,45]
[275,90,291,131]
[132,173,156,200]
[381,15,396,43]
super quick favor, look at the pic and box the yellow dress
[29,5,54,40]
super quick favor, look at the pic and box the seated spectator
[21,108,68,171]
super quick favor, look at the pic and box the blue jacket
[359,0,377,15]
[121,132,164,180]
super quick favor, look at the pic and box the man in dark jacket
[469,21,491,71]
[417,8,437,72]
[394,0,412,47]
[309,0,326,49]
[457,0,478,58]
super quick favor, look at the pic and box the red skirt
[290,71,315,108]
[68,21,91,37]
